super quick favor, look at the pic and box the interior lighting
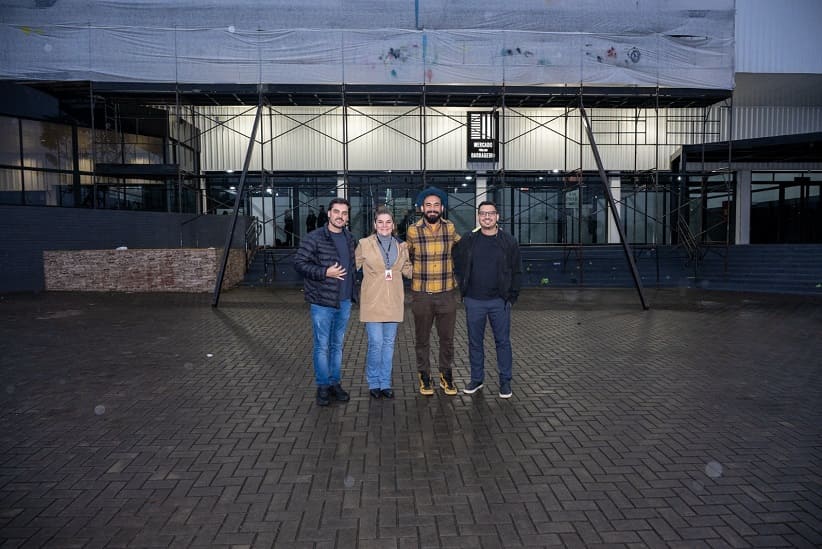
[229,186,236,190]
[552,169,560,173]
[465,175,473,180]
[266,188,273,194]
[226,169,234,173]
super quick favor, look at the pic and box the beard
[424,211,441,224]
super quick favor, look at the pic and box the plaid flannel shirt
[405,218,461,293]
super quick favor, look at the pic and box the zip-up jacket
[294,225,357,308]
[452,228,522,305]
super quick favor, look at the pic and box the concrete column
[736,169,751,244]
[607,175,621,244]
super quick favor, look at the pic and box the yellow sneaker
[418,372,434,395]
[439,371,458,395]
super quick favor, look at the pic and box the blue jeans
[310,300,352,387]
[464,296,512,384]
[365,322,399,389]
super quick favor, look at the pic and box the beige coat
[355,235,413,322]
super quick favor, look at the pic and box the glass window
[180,183,199,215]
[0,116,21,167]
[91,177,168,211]
[78,127,94,172]
[621,176,672,245]
[95,129,123,164]
[580,184,607,245]
[488,172,675,246]
[487,174,565,244]
[176,144,197,173]
[23,170,72,206]
[79,175,95,208]
[508,185,559,245]
[0,168,22,205]
[682,174,734,244]
[490,175,567,245]
[489,173,612,245]
[124,134,164,165]
[348,173,422,240]
[21,120,73,171]
[346,172,476,240]
[751,171,822,243]
[274,174,337,247]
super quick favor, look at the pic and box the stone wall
[43,249,246,293]
[0,205,250,293]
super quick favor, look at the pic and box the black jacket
[294,225,357,308]
[452,228,522,304]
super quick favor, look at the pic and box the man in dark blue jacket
[294,198,357,406]
[452,200,522,399]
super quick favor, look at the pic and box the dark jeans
[464,296,512,384]
[411,289,458,374]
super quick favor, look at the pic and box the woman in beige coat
[355,207,413,399]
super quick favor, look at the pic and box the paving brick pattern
[1,288,821,548]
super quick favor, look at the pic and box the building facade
[1,1,820,292]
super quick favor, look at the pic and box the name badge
[384,269,393,281]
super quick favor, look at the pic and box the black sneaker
[439,370,458,395]
[499,381,512,399]
[418,372,434,395]
[463,380,484,394]
[369,388,382,399]
[316,386,330,406]
[380,388,394,399]
[329,383,350,402]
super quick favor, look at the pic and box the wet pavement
[1,287,821,548]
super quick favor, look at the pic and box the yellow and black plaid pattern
[406,218,460,293]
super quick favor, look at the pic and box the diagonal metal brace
[580,106,649,310]
[212,104,263,307]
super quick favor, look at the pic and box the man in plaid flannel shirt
[405,187,461,396]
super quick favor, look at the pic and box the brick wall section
[0,205,249,293]
[44,249,245,292]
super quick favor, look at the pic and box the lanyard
[377,236,393,268]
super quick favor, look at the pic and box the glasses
[478,211,498,217]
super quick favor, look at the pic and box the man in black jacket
[453,200,522,399]
[294,198,357,406]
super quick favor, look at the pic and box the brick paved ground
[1,288,821,548]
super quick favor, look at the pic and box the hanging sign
[467,111,499,162]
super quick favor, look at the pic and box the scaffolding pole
[212,101,263,307]
[580,106,649,310]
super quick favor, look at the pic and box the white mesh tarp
[0,0,735,89]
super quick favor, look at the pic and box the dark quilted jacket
[293,225,357,308]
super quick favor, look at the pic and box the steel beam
[212,102,262,307]
[580,106,649,310]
